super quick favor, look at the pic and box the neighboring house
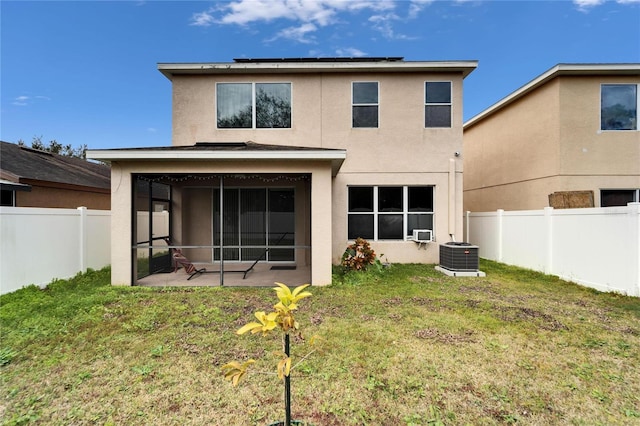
[463,63,640,212]
[88,57,477,286]
[0,141,111,209]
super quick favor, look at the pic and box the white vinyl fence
[0,207,111,295]
[465,203,640,297]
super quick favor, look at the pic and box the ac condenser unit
[439,242,479,272]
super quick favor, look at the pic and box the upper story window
[347,186,434,241]
[217,83,291,129]
[352,82,379,128]
[601,84,638,131]
[425,81,452,128]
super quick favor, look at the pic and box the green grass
[1,261,639,425]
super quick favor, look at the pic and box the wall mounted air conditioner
[411,229,433,243]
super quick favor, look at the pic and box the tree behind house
[17,136,87,159]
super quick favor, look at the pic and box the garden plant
[222,283,316,426]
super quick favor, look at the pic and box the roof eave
[464,63,640,129]
[86,149,347,176]
[158,61,479,80]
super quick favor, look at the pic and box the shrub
[340,238,382,272]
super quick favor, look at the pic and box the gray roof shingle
[0,141,110,190]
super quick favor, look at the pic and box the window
[601,189,639,207]
[348,186,434,241]
[601,84,638,130]
[1,190,15,206]
[352,82,379,128]
[425,81,452,128]
[217,83,291,129]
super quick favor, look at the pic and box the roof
[0,179,31,192]
[86,141,347,176]
[0,141,111,190]
[464,63,640,129]
[158,57,478,80]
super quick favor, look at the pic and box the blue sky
[1,0,639,150]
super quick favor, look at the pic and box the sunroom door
[213,187,295,263]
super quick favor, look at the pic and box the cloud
[369,11,420,40]
[267,22,318,43]
[335,47,368,57]
[573,0,640,11]
[190,0,400,40]
[12,95,50,106]
[13,96,29,106]
[409,0,435,18]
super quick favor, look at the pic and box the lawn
[1,261,639,425]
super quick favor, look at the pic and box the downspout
[219,175,224,287]
[448,158,456,242]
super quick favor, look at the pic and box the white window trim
[216,82,293,130]
[424,80,453,129]
[352,81,379,129]
[347,185,435,241]
[600,83,639,132]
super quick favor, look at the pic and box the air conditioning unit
[411,229,433,243]
[439,242,479,272]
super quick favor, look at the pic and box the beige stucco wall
[558,76,640,176]
[109,160,333,286]
[170,71,466,265]
[16,184,110,209]
[464,74,640,212]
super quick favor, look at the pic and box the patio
[137,262,311,288]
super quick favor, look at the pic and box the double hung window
[601,84,638,131]
[348,186,434,240]
[425,82,452,128]
[217,83,291,129]
[352,82,379,128]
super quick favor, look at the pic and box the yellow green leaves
[273,283,312,309]
[237,311,278,335]
[276,353,292,380]
[224,283,314,387]
[221,359,255,386]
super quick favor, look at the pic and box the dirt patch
[496,306,568,331]
[415,328,476,344]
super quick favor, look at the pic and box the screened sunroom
[88,142,345,287]
[134,173,312,287]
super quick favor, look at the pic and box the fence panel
[0,207,111,295]
[466,203,640,297]
[551,207,637,294]
[501,210,549,273]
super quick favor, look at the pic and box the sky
[1,0,639,150]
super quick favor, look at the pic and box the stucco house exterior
[463,63,640,212]
[88,57,477,287]
[0,141,110,209]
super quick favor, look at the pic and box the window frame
[600,83,639,131]
[352,81,379,128]
[347,185,435,241]
[0,189,16,206]
[424,81,452,128]
[600,189,640,207]
[216,82,292,129]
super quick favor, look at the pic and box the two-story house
[88,57,477,287]
[463,63,640,212]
